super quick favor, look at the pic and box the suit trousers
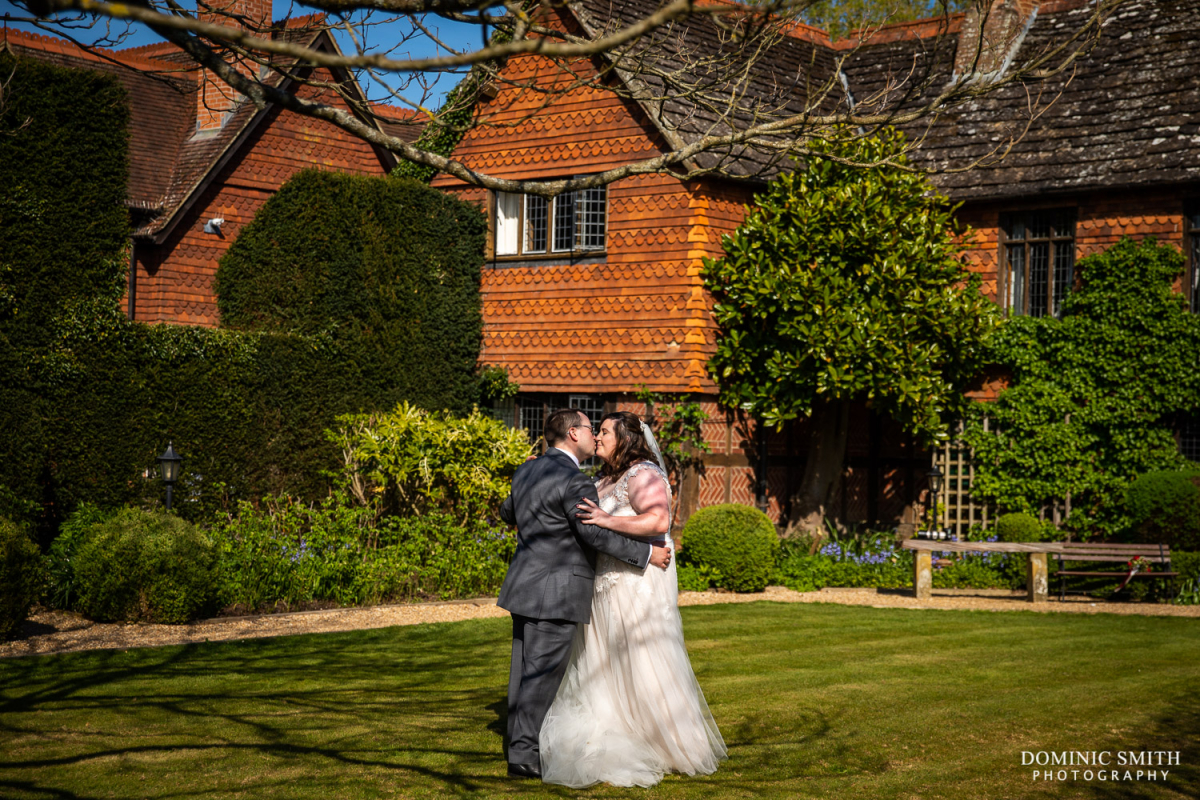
[507,614,577,767]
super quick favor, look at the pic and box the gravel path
[3,586,1196,659]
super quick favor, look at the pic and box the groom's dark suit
[498,448,651,771]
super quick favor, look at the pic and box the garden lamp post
[157,442,182,511]
[926,466,943,533]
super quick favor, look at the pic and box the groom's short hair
[544,408,586,446]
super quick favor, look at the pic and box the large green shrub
[963,237,1200,538]
[45,503,113,611]
[1125,470,1200,550]
[329,402,532,524]
[0,518,44,639]
[216,169,485,413]
[702,129,1000,533]
[681,504,779,592]
[994,512,1046,543]
[74,509,217,623]
[210,495,515,611]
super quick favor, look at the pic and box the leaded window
[493,185,606,258]
[1002,210,1076,317]
[519,399,545,445]
[1181,413,1200,463]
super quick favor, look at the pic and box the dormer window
[494,185,606,258]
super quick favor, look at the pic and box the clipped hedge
[216,169,486,412]
[0,52,130,530]
[1,518,44,639]
[74,508,217,623]
[1125,470,1200,550]
[680,504,779,592]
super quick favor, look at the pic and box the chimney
[194,0,272,133]
[954,0,1039,84]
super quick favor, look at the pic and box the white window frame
[492,182,607,258]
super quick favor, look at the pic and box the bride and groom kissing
[498,407,727,787]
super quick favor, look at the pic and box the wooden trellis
[931,419,994,536]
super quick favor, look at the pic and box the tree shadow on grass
[0,624,539,798]
[1063,693,1200,800]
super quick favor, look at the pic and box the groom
[498,407,672,779]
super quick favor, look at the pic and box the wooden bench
[1056,542,1177,601]
[901,540,1063,603]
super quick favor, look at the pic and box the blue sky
[0,1,480,108]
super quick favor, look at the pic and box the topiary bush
[1125,470,1200,550]
[74,509,217,623]
[680,504,779,592]
[216,169,486,414]
[0,518,44,639]
[994,512,1045,543]
[0,52,130,534]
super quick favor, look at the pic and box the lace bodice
[596,460,672,533]
[593,460,674,597]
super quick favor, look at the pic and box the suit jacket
[497,448,651,624]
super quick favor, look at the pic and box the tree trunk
[785,399,851,538]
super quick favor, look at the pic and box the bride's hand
[575,498,612,527]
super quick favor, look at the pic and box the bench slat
[902,540,1062,554]
[1057,571,1178,578]
[1062,542,1170,549]
[1060,546,1170,554]
[1058,554,1171,563]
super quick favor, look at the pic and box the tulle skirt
[539,542,727,787]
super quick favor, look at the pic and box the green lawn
[1,603,1198,799]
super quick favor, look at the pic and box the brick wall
[436,23,758,395]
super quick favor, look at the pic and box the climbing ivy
[391,6,527,184]
[961,237,1200,539]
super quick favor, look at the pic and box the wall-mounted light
[204,218,225,234]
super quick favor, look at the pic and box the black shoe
[507,762,542,780]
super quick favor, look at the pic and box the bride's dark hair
[599,411,658,479]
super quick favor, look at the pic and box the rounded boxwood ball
[74,508,216,624]
[995,512,1045,543]
[680,504,779,592]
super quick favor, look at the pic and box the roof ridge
[836,0,1091,49]
[118,40,183,58]
[369,102,421,119]
[1,28,195,74]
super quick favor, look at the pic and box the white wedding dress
[539,461,727,787]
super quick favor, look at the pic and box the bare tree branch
[7,0,1126,194]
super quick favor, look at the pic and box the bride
[538,410,727,787]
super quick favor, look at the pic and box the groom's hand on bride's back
[650,545,671,570]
